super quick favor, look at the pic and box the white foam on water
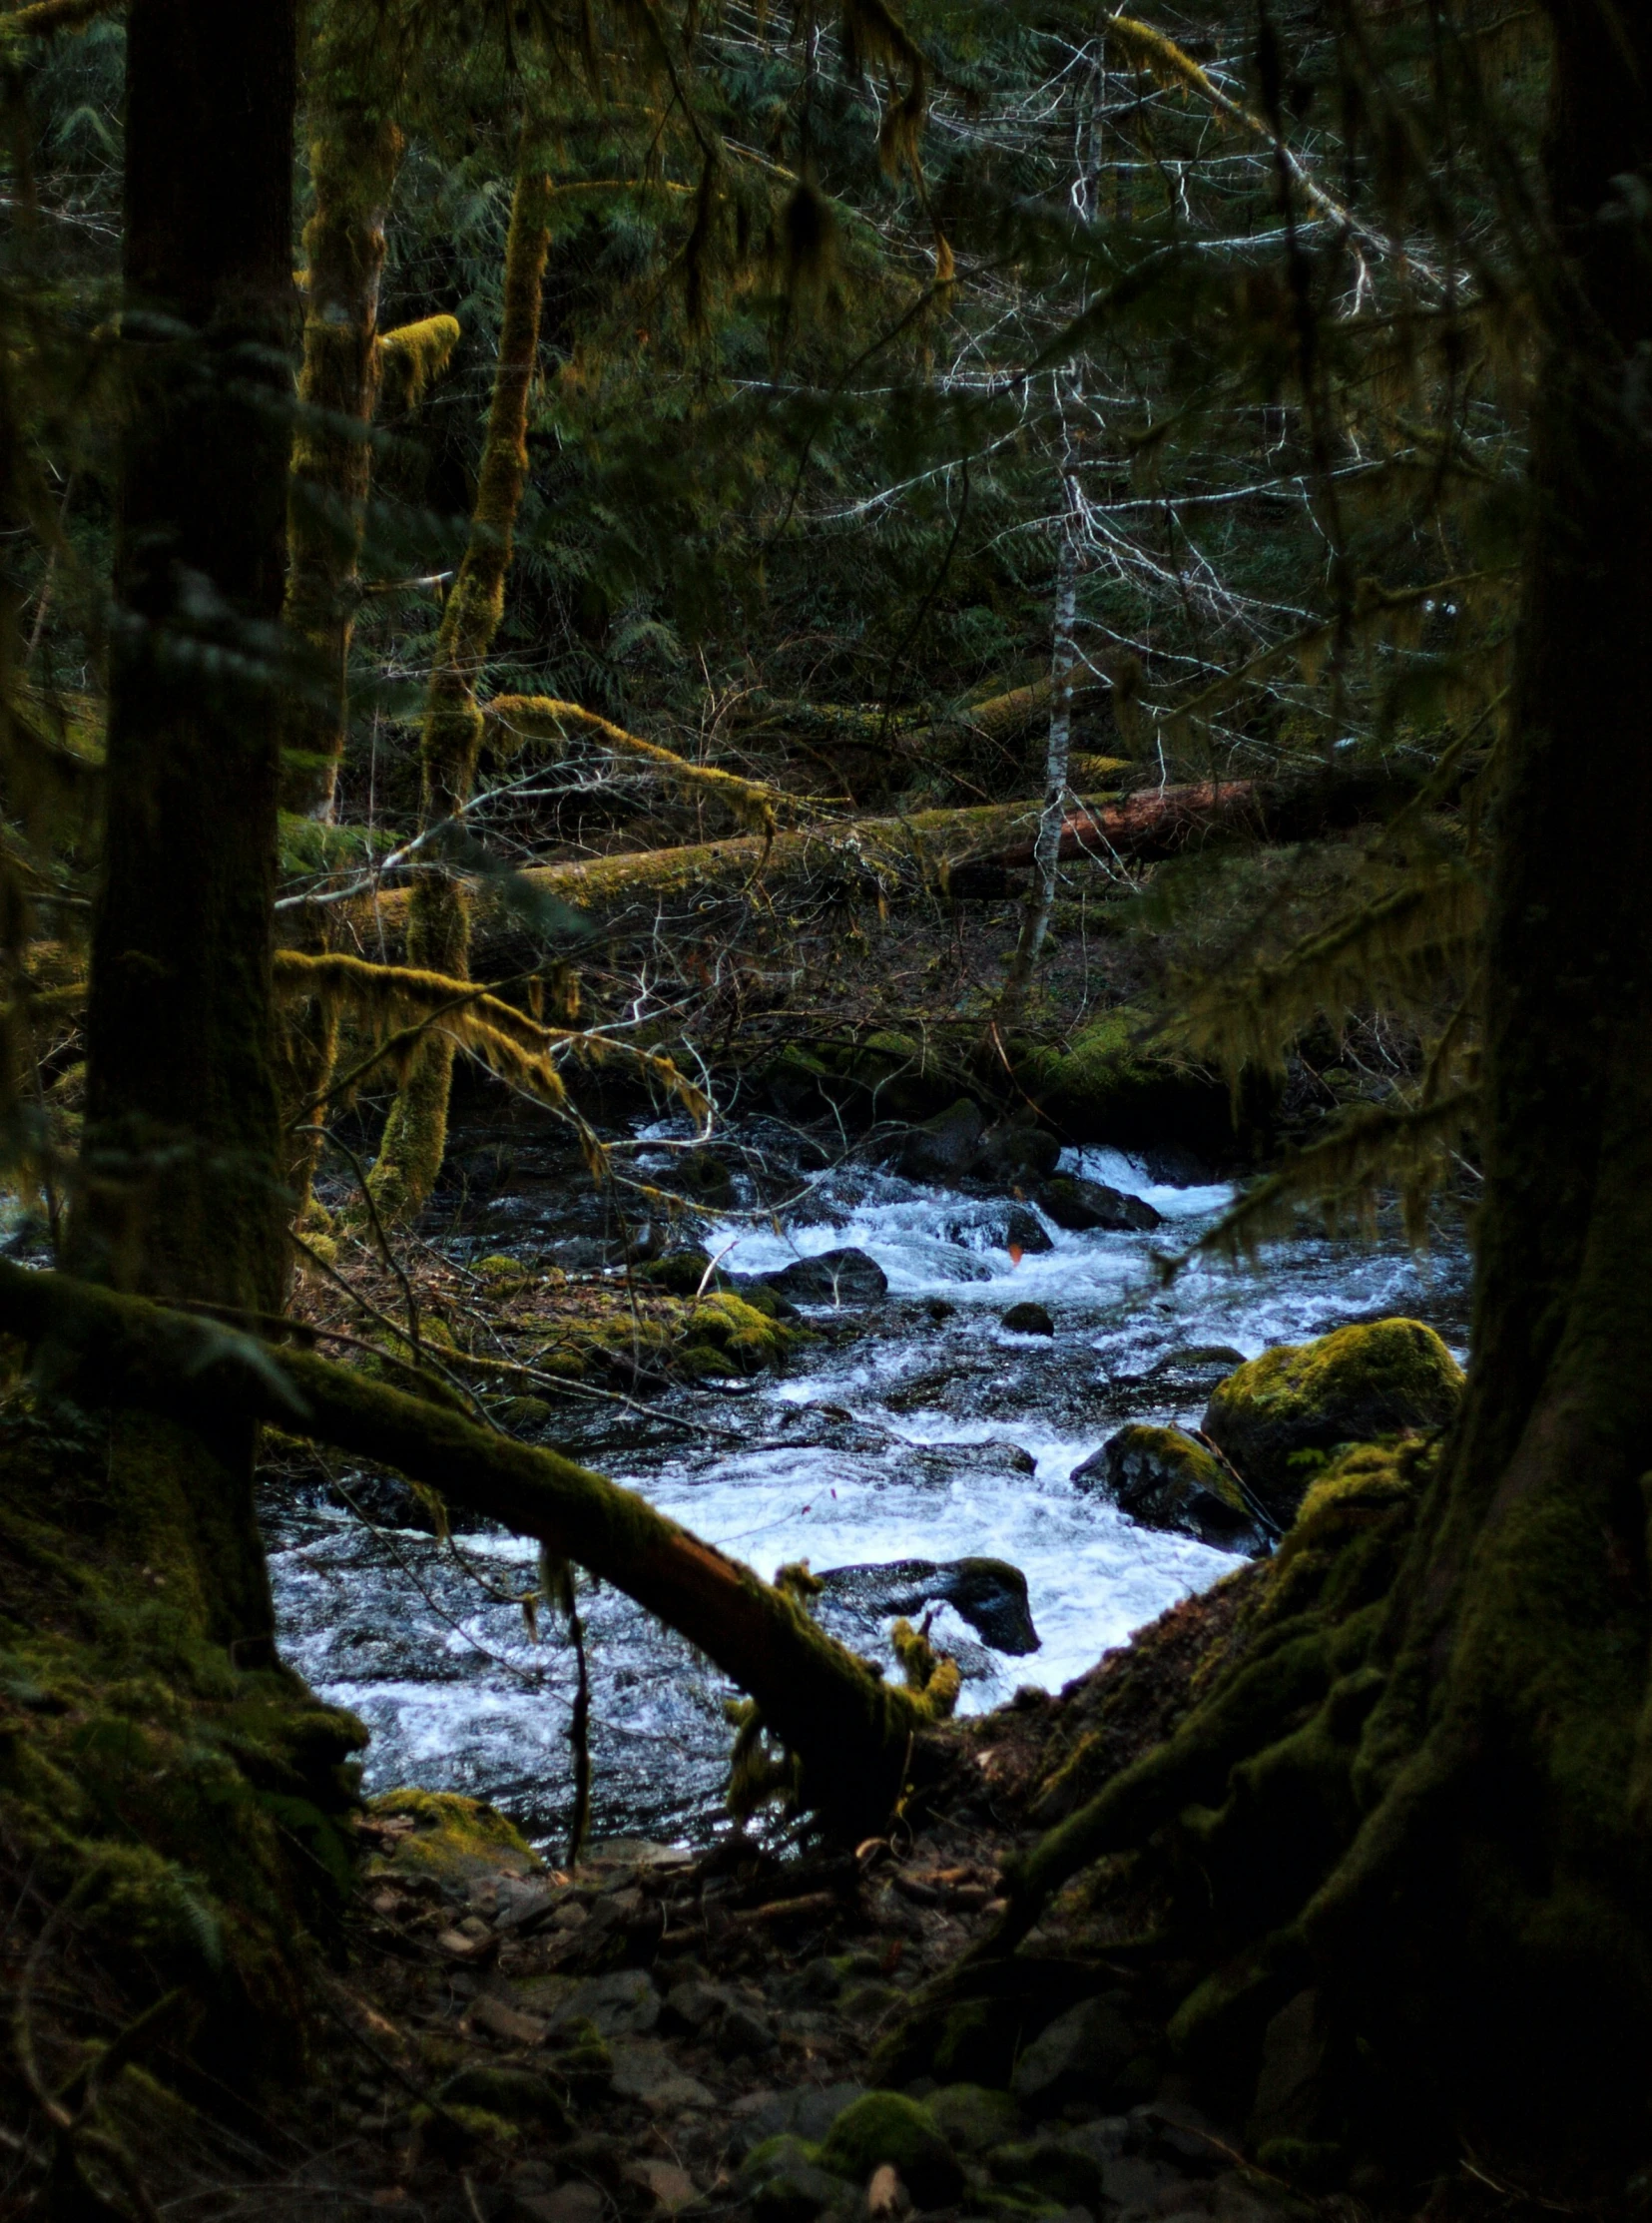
[271,1141,1469,1840]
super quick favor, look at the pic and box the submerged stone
[1072,1424,1261,1552]
[1202,1317,1463,1520]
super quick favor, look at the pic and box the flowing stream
[268,1129,1470,1850]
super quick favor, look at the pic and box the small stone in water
[1002,1301,1055,1336]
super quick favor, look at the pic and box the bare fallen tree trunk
[3,1259,935,1835]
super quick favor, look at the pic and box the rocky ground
[257,1573,1327,2223]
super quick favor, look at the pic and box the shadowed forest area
[1,0,1650,2217]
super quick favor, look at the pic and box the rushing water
[268,1131,1471,1849]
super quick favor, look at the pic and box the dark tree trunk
[995,0,1652,2165]
[76,0,298,1656]
[1304,0,1652,2135]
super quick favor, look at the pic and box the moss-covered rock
[1202,1319,1463,1521]
[817,2091,965,2204]
[1072,1423,1261,1551]
[760,1030,963,1125]
[366,1787,540,1895]
[739,2134,850,2223]
[1016,1007,1254,1160]
[685,1290,793,1372]
[437,2062,574,2133]
[927,2084,1023,2153]
[987,2139,1105,2207]
[636,1248,717,1295]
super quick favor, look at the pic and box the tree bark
[367,159,552,1223]
[996,460,1082,1026]
[0,1258,936,1836]
[74,0,298,1656]
[1299,0,1652,2133]
[279,19,404,820]
[992,0,1652,2157]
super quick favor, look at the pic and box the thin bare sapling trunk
[996,447,1082,1027]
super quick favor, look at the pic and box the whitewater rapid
[268,1141,1469,1846]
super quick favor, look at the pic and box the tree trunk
[0,1258,940,1836]
[74,0,297,1657]
[993,0,1652,2160]
[279,21,404,821]
[1298,0,1652,2136]
[996,462,1082,1026]
[367,159,552,1224]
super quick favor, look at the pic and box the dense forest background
[4,0,1652,2218]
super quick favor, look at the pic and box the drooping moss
[1202,1319,1462,1520]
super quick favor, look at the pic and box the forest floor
[261,1573,1303,2223]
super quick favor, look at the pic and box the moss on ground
[0,1390,366,2079]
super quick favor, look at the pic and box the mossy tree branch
[0,1259,936,1835]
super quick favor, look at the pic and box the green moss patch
[1202,1318,1462,1521]
[817,2090,965,2204]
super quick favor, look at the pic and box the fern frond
[1187,1082,1478,1263]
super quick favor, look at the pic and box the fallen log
[329,782,1269,959]
[987,782,1260,871]
[0,1259,937,1834]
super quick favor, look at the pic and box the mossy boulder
[366,1788,540,1895]
[987,2139,1105,2208]
[636,1248,718,1296]
[927,2083,1023,2154]
[817,2090,965,2205]
[437,2063,573,2134]
[739,2135,850,2223]
[683,1291,793,1374]
[1017,1007,1273,1163]
[1072,1423,1261,1551]
[761,1031,961,1125]
[1202,1318,1463,1522]
[895,1096,985,1182]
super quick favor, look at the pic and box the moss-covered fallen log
[337,783,1272,957]
[0,1260,936,1834]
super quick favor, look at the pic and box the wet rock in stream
[762,1248,889,1307]
[1072,1424,1263,1552]
[1036,1174,1165,1234]
[816,1556,1040,1655]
